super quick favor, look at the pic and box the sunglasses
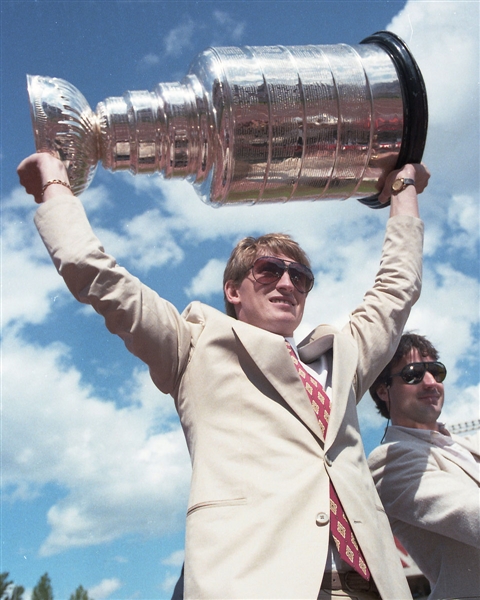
[390,361,447,385]
[249,256,314,294]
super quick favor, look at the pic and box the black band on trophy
[358,31,428,209]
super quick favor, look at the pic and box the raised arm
[17,152,192,395]
[347,163,430,399]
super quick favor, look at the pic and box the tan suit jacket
[35,195,423,599]
[368,427,480,599]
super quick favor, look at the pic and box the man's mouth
[419,395,440,404]
[271,297,295,306]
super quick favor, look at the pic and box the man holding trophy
[19,29,432,600]
[18,149,429,599]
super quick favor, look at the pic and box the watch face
[392,179,404,192]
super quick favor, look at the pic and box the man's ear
[224,280,241,306]
[376,383,390,403]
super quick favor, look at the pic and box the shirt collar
[391,424,453,445]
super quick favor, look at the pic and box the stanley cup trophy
[27,31,427,209]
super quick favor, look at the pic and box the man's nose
[422,370,438,386]
[276,270,294,290]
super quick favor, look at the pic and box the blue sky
[1,1,479,598]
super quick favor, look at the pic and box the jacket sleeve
[34,194,193,394]
[345,214,424,400]
[368,442,480,550]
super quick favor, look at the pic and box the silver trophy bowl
[27,31,427,208]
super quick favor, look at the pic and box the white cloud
[138,53,161,69]
[1,240,67,328]
[88,578,122,600]
[80,184,113,214]
[407,263,478,376]
[212,10,246,42]
[298,227,386,337]
[2,331,190,554]
[389,1,478,125]
[1,189,70,330]
[185,258,225,299]
[163,20,196,57]
[162,549,185,567]
[441,384,480,427]
[162,9,245,61]
[113,555,128,564]
[447,193,479,253]
[388,0,479,190]
[94,207,185,272]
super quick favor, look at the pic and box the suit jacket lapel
[232,323,324,440]
[438,448,480,484]
[441,435,480,484]
[453,433,480,458]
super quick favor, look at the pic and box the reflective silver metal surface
[27,32,427,207]
[27,75,99,196]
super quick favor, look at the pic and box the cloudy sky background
[1,1,479,598]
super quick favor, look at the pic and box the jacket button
[316,512,330,526]
[325,454,333,466]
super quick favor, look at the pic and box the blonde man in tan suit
[18,152,429,599]
[368,333,480,599]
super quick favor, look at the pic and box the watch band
[391,177,415,193]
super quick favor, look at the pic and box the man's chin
[270,316,300,337]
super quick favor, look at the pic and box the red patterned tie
[286,342,370,580]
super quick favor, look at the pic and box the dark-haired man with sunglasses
[18,151,430,600]
[368,333,480,600]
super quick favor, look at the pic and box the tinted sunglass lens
[288,264,314,293]
[288,267,308,292]
[429,363,447,382]
[401,364,424,384]
[253,258,284,283]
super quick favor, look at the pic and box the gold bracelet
[41,179,72,195]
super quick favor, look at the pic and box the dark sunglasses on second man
[390,361,447,385]
[249,256,315,294]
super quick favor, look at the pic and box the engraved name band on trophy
[27,31,427,209]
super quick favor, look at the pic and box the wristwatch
[391,177,415,193]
